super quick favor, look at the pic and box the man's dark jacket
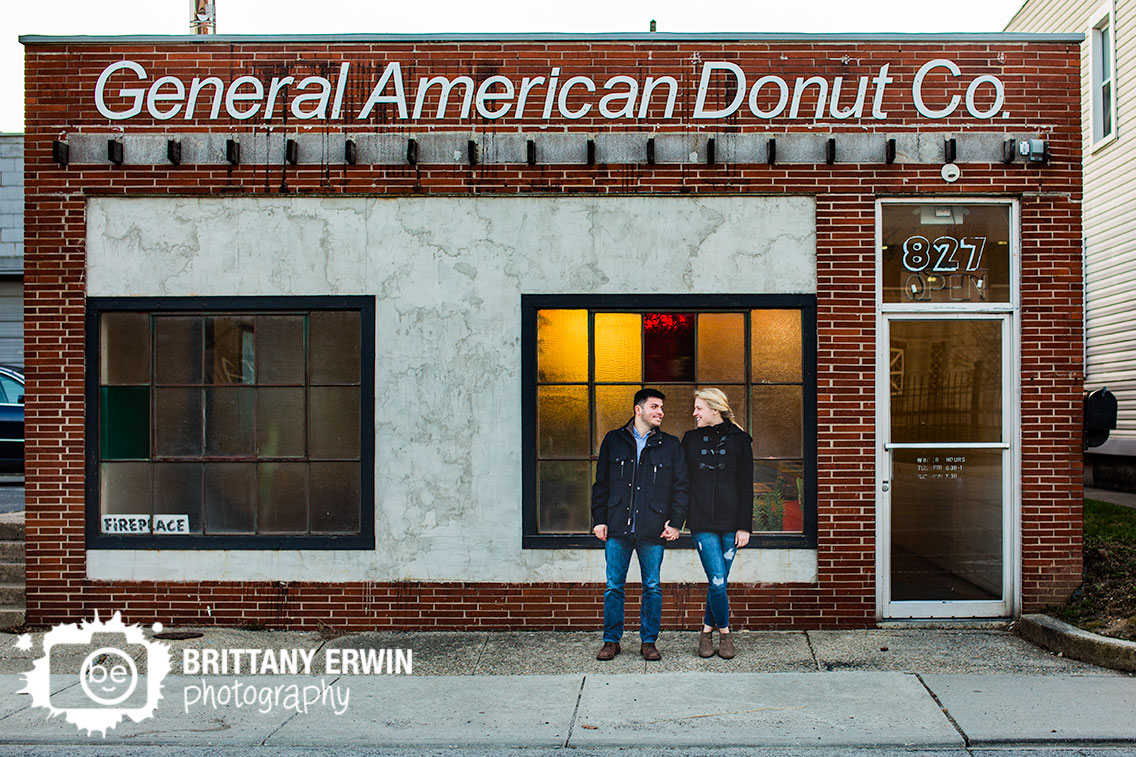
[591,420,690,544]
[678,422,754,533]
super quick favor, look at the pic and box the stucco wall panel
[87,194,816,583]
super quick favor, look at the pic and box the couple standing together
[591,387,753,662]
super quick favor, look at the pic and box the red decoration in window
[643,313,694,333]
[643,313,695,382]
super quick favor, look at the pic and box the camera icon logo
[79,647,139,706]
[20,611,172,736]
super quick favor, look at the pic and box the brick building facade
[21,33,1083,630]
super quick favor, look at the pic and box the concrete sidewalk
[0,627,1133,750]
[1086,486,1136,509]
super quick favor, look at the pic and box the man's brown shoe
[596,642,621,660]
[640,642,662,661]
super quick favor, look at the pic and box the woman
[680,388,753,659]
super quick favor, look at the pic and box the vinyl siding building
[1008,0,1136,488]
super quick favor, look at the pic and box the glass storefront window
[889,320,1002,443]
[890,448,1003,601]
[533,307,810,537]
[881,204,1011,304]
[885,317,1007,605]
[90,300,373,547]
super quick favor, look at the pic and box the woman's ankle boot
[718,632,735,659]
[698,630,715,658]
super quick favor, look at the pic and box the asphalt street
[1,748,1135,757]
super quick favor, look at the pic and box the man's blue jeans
[693,531,737,629]
[603,537,664,644]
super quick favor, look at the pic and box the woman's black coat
[679,422,754,533]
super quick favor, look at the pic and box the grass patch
[1084,498,1136,542]
[1046,498,1136,641]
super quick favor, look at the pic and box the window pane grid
[1097,15,1113,144]
[536,308,806,535]
[99,309,362,538]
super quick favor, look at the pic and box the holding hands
[594,522,679,541]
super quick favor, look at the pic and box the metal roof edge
[19,32,1085,45]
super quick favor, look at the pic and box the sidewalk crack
[470,632,490,673]
[260,674,341,745]
[312,635,331,658]
[915,672,970,748]
[563,674,587,748]
[804,630,820,671]
[262,710,300,746]
[0,680,80,723]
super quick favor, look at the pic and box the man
[592,388,689,662]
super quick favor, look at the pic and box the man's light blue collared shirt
[631,424,650,462]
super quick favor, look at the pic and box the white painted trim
[1010,196,1023,619]
[875,202,888,619]
[880,304,1015,314]
[1089,132,1119,154]
[885,442,1010,449]
[1089,0,1118,148]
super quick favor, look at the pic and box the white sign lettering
[901,234,989,302]
[92,59,1007,123]
[95,60,147,120]
[915,455,967,481]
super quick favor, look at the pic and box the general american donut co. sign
[93,58,1008,124]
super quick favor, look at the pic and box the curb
[1015,613,1136,672]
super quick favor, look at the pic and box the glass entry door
[881,316,1013,617]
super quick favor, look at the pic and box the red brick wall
[22,39,1083,630]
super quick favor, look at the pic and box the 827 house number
[901,234,987,302]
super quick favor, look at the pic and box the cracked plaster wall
[85,195,818,584]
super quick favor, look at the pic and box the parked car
[0,366,24,472]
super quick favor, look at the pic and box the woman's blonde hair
[693,387,742,428]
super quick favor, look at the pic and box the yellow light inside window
[594,313,642,382]
[537,309,588,383]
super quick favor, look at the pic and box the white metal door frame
[873,198,1021,620]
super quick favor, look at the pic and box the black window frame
[521,293,818,550]
[85,295,376,551]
